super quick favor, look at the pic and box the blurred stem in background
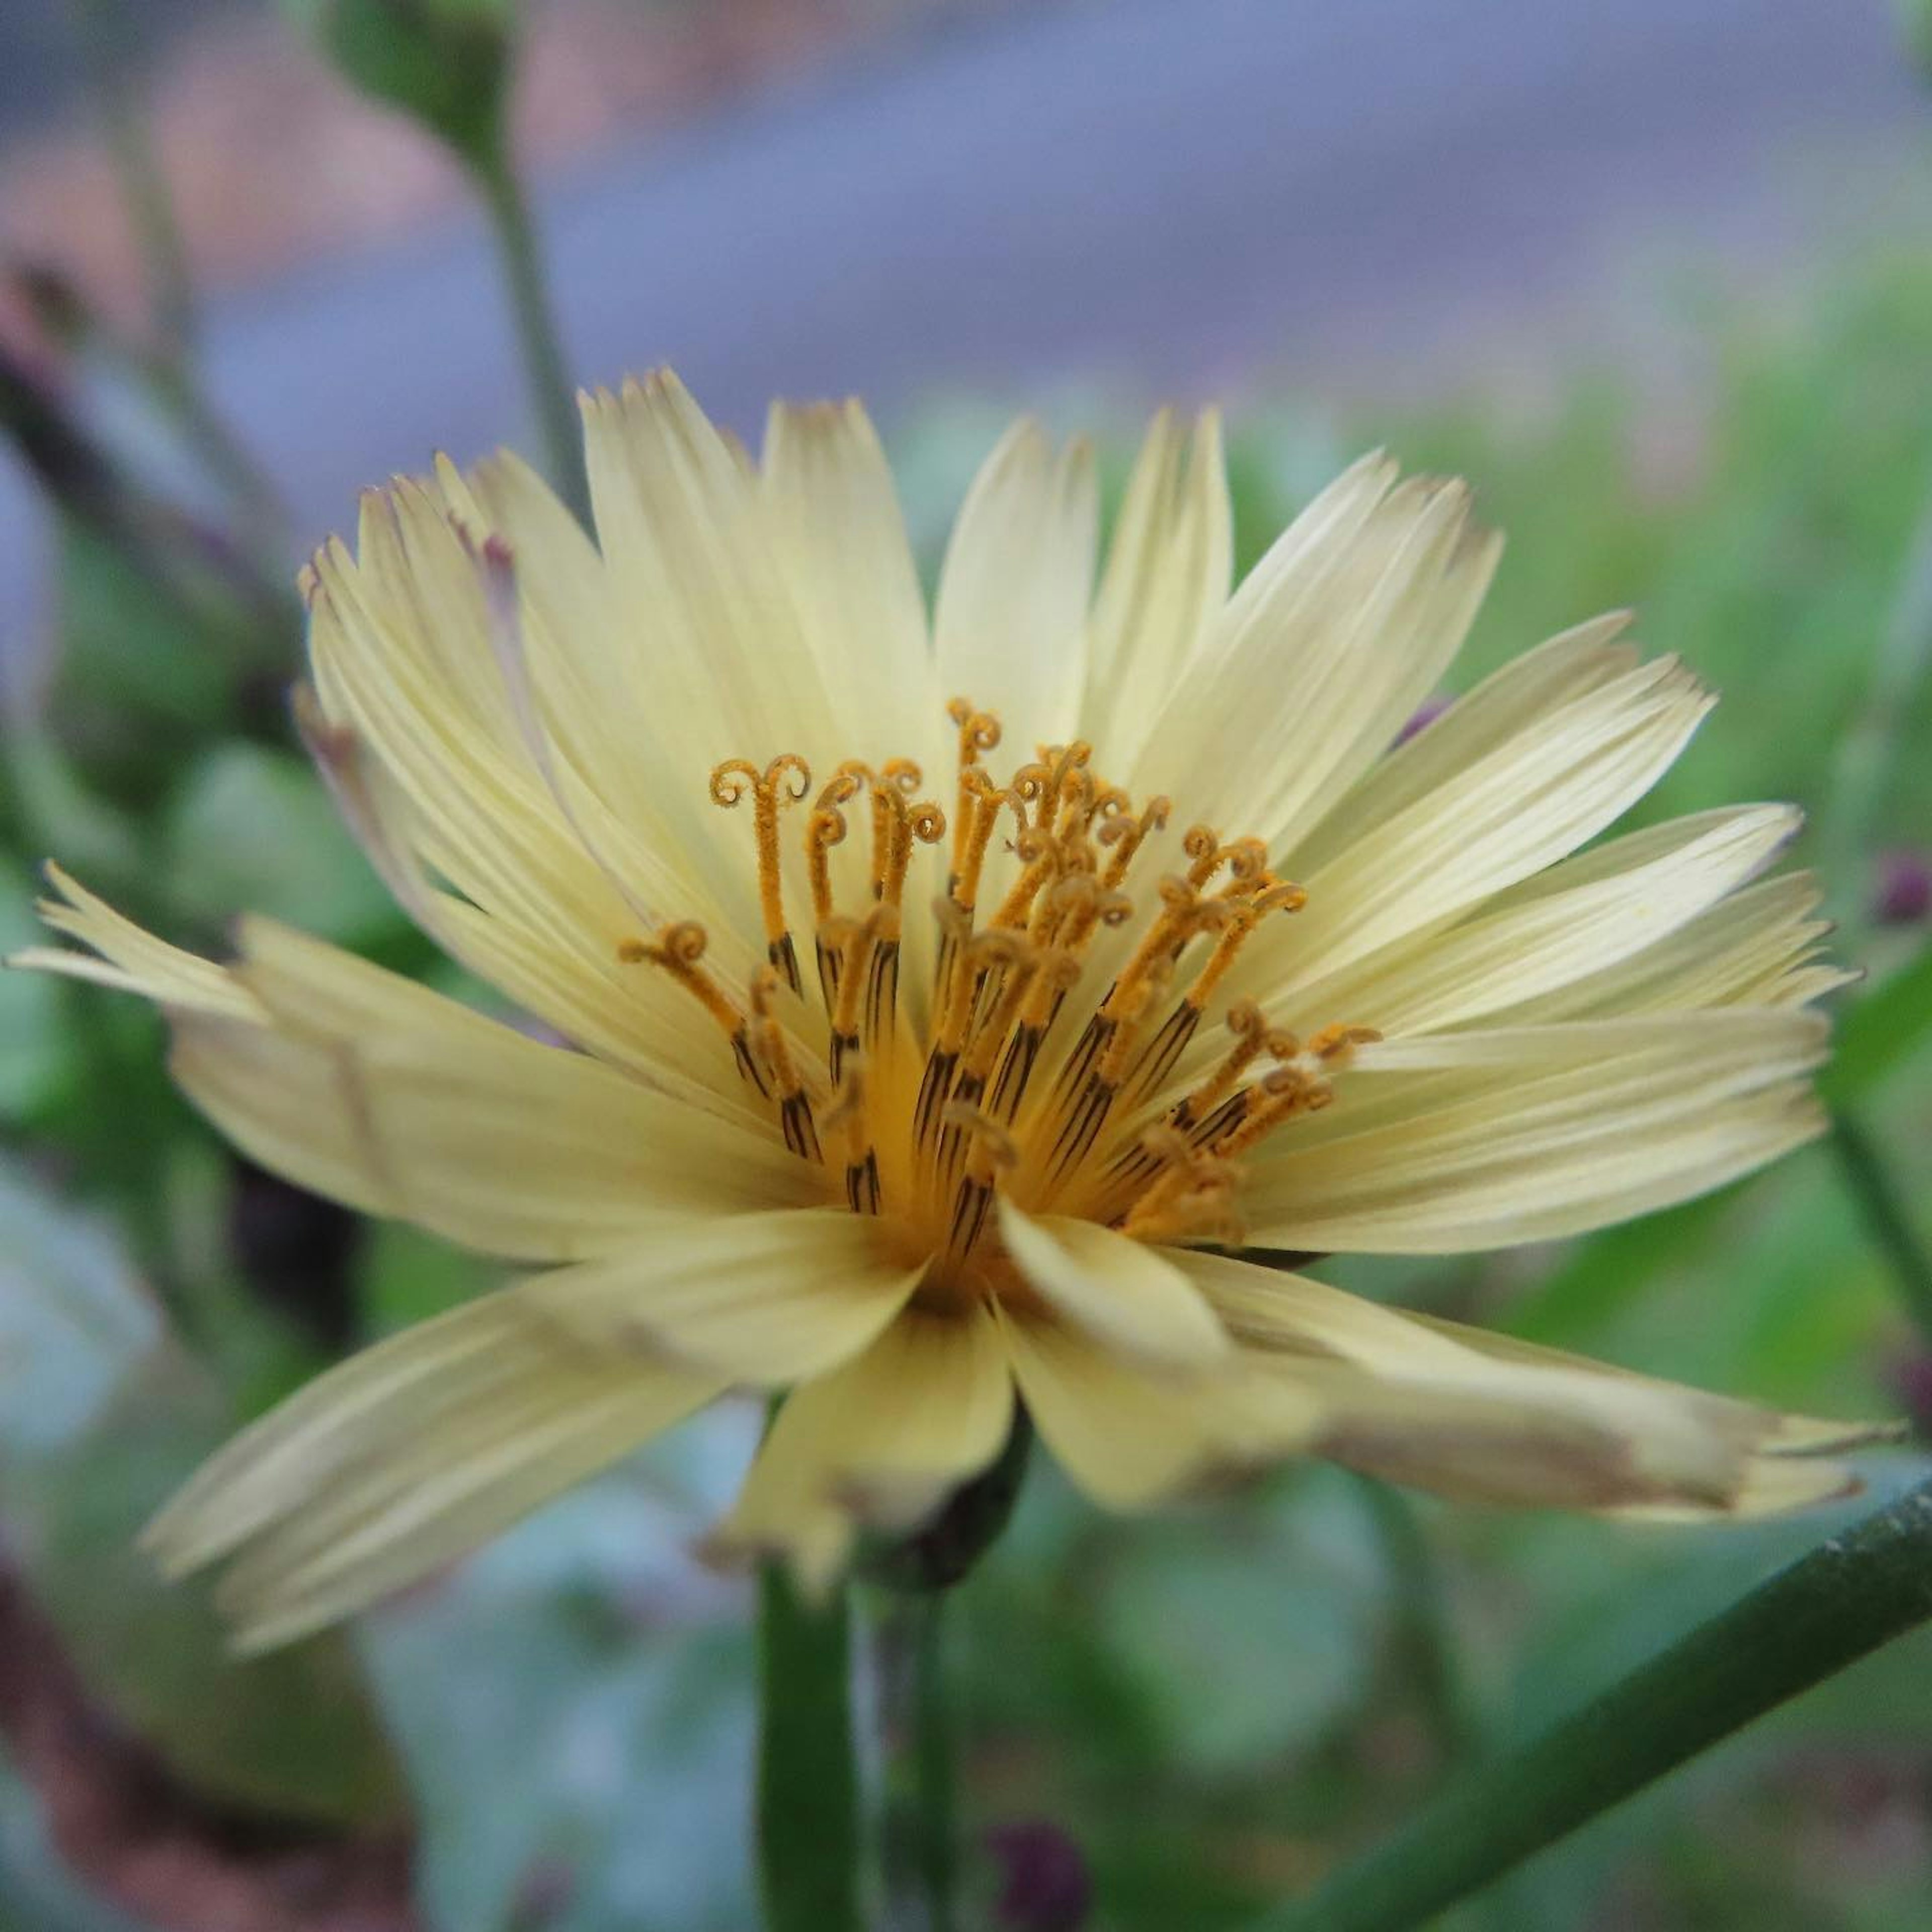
[69,0,197,366]
[280,0,590,522]
[1353,1479,1473,1769]
[470,142,591,525]
[1827,1110,1932,1345]
[879,1589,960,1932]
[1249,1475,1932,1932]
[1819,473,1932,933]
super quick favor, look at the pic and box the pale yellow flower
[16,373,1887,1651]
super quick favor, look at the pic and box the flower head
[15,373,1891,1649]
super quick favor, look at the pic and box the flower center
[623,702,1375,1303]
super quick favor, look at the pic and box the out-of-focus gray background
[1,0,1924,623]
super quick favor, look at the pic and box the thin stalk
[72,0,197,362]
[471,148,589,526]
[1820,487,1932,929]
[757,1563,863,1932]
[1247,1477,1932,1932]
[1354,1478,1472,1766]
[1828,1108,1932,1346]
[881,1589,960,1932]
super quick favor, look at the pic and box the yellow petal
[1080,408,1230,771]
[1273,804,1801,1035]
[712,1305,1015,1596]
[144,1287,721,1650]
[997,1197,1229,1367]
[934,418,1097,748]
[1245,1010,1826,1253]
[518,1209,926,1385]
[1275,651,1712,987]
[1000,1312,1317,1510]
[761,397,938,769]
[174,917,812,1260]
[1146,464,1499,857]
[1177,1251,1880,1515]
[14,863,259,1019]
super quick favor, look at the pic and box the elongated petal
[582,371,838,772]
[1268,654,1713,990]
[1497,871,1843,1023]
[761,397,938,768]
[1284,612,1642,876]
[935,419,1097,748]
[1275,805,1800,1035]
[997,1198,1228,1366]
[1177,1252,1874,1515]
[14,864,260,1019]
[712,1306,1014,1595]
[1244,1011,1827,1252]
[144,1287,722,1651]
[1000,1312,1317,1509]
[1138,463,1501,854]
[517,1209,926,1385]
[175,917,811,1259]
[1080,409,1231,770]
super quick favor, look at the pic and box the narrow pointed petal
[1177,1251,1878,1515]
[1080,408,1231,770]
[712,1306,1014,1596]
[518,1210,927,1385]
[761,397,938,766]
[934,419,1097,747]
[1244,1011,1828,1253]
[144,1288,722,1651]
[173,917,812,1260]
[1000,1312,1316,1509]
[997,1197,1229,1367]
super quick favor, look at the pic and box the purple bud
[1395,695,1450,747]
[988,1819,1092,1932]
[1873,850,1932,927]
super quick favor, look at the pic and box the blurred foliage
[4,189,1932,1931]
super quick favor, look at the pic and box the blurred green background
[3,3,1932,1929]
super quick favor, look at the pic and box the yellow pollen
[711,754,811,992]
[650,706,1370,1270]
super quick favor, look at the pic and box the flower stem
[1827,1107,1932,1346]
[757,1564,863,1932]
[73,0,197,363]
[1354,1478,1472,1766]
[1246,1476,1932,1932]
[470,146,590,527]
[881,1589,960,1932]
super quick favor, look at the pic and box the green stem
[1247,1477,1932,1932]
[72,0,197,362]
[882,1590,960,1932]
[1827,1108,1932,1346]
[471,147,589,526]
[757,1564,863,1932]
[1355,1479,1472,1766]
[1820,488,1932,929]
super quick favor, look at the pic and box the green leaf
[160,743,397,944]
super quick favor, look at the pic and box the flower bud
[280,0,515,172]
